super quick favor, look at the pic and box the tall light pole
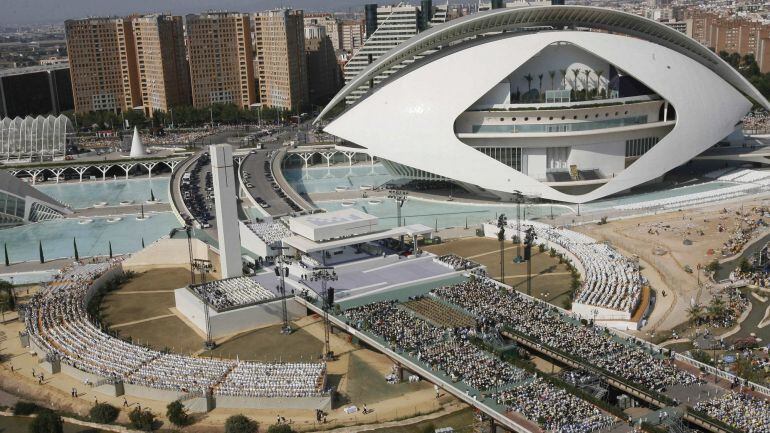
[273,247,292,334]
[513,190,523,263]
[309,266,337,361]
[388,190,409,251]
[497,214,507,284]
[524,225,537,296]
[192,258,215,350]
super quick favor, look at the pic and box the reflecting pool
[2,212,180,263]
[35,177,169,209]
[317,197,571,230]
[283,164,396,194]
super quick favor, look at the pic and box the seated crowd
[190,277,275,311]
[493,378,614,433]
[343,300,613,433]
[247,220,292,245]
[515,220,642,314]
[434,254,480,271]
[694,392,770,433]
[431,278,701,393]
[25,260,325,398]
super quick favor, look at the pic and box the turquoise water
[283,164,396,194]
[35,177,169,209]
[317,197,570,230]
[2,212,179,263]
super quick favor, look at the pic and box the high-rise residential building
[186,12,256,109]
[304,13,341,52]
[131,15,191,115]
[65,17,141,113]
[342,5,420,103]
[340,20,365,54]
[253,9,309,111]
[684,9,770,73]
[305,25,343,106]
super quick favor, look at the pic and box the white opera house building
[317,5,770,203]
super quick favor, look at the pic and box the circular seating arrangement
[25,260,325,398]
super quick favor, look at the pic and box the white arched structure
[319,6,770,203]
[0,114,71,161]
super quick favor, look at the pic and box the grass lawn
[343,351,430,405]
[424,237,573,306]
[203,323,324,362]
[116,316,203,355]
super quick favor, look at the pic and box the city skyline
[0,0,373,26]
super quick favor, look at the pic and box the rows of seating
[215,363,326,398]
[24,261,326,398]
[515,220,642,313]
[430,278,702,393]
[403,297,477,328]
[614,183,755,211]
[434,254,481,271]
[493,377,614,433]
[342,299,615,433]
[246,220,292,245]
[693,392,770,433]
[190,277,275,311]
[718,168,770,184]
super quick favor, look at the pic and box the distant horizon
[0,0,405,26]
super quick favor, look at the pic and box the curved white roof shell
[324,30,753,203]
[317,5,770,122]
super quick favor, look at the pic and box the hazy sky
[0,0,379,26]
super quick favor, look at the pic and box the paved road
[240,150,294,217]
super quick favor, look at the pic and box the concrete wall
[122,238,210,272]
[239,220,274,258]
[175,288,306,339]
[215,395,331,411]
[124,383,187,401]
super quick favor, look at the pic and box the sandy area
[575,199,770,334]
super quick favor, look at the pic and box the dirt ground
[204,323,324,362]
[424,237,573,306]
[575,199,770,333]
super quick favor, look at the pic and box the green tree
[686,303,704,325]
[29,409,63,433]
[523,73,533,99]
[89,403,119,424]
[739,257,752,273]
[128,407,156,431]
[571,69,581,99]
[548,70,556,90]
[166,401,191,427]
[594,69,604,98]
[537,73,544,100]
[559,69,567,89]
[707,296,726,321]
[225,414,259,433]
[266,424,295,433]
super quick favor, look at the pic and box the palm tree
[523,73,533,99]
[497,214,507,284]
[708,296,726,321]
[583,69,592,99]
[537,73,544,101]
[595,69,605,98]
[548,70,556,91]
[686,303,704,325]
[571,68,581,98]
[559,69,568,89]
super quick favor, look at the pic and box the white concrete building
[210,144,242,278]
[319,5,770,204]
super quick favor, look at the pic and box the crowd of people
[694,392,770,433]
[343,299,616,433]
[493,378,614,433]
[25,260,326,398]
[434,254,480,271]
[514,220,643,314]
[190,277,275,311]
[247,220,293,246]
[431,278,701,393]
